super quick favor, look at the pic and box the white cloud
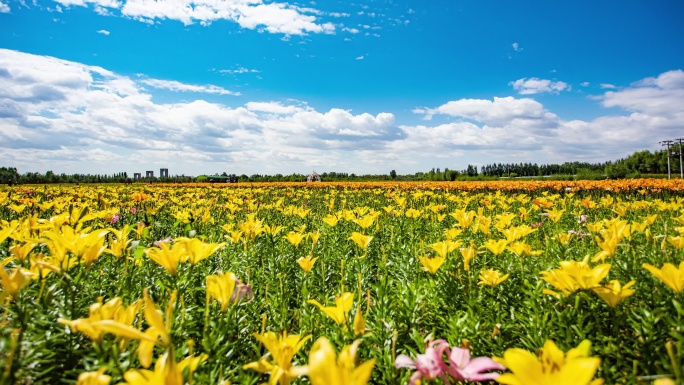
[509,77,569,95]
[600,83,616,89]
[581,82,590,87]
[342,27,359,34]
[50,0,336,35]
[140,78,239,95]
[601,70,684,116]
[0,49,404,175]
[97,29,110,35]
[355,55,364,60]
[415,96,559,127]
[219,67,260,75]
[0,1,9,12]
[512,42,521,52]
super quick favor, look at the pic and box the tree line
[1,150,680,185]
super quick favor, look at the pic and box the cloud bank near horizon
[1,49,682,175]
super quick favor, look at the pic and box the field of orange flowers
[1,180,683,384]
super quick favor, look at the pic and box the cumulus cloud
[97,29,110,35]
[52,0,336,35]
[406,74,684,165]
[415,96,559,127]
[0,1,10,13]
[0,49,404,174]
[509,77,569,95]
[512,42,521,52]
[140,78,239,95]
[601,70,684,116]
[600,83,616,89]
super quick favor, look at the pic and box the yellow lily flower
[9,242,38,264]
[482,239,508,256]
[121,351,207,385]
[540,269,580,297]
[418,255,446,275]
[450,209,477,229]
[228,230,243,244]
[297,255,318,273]
[80,235,107,268]
[307,337,375,385]
[0,267,35,302]
[349,232,372,250]
[176,237,225,265]
[59,297,143,344]
[475,215,492,235]
[444,228,463,240]
[405,208,422,219]
[144,243,185,276]
[502,225,537,243]
[667,236,684,250]
[284,232,306,247]
[429,240,461,258]
[459,243,477,271]
[106,225,134,259]
[322,215,339,227]
[506,241,542,257]
[643,261,684,293]
[478,269,509,287]
[494,212,516,231]
[592,280,636,307]
[495,340,603,385]
[352,214,376,230]
[206,271,238,312]
[243,331,311,385]
[308,292,354,325]
[308,231,321,246]
[546,207,565,223]
[263,224,285,237]
[238,213,265,242]
[76,367,111,385]
[0,222,18,244]
[592,234,619,262]
[556,233,573,246]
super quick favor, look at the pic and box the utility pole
[676,138,684,179]
[660,140,674,179]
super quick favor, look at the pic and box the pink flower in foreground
[396,340,504,384]
[447,347,505,382]
[395,340,450,385]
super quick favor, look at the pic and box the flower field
[1,180,683,384]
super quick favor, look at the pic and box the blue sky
[1,0,683,176]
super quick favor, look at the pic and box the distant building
[307,171,321,182]
[160,168,169,178]
[146,171,154,178]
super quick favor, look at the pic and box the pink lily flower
[395,340,450,385]
[447,347,505,382]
